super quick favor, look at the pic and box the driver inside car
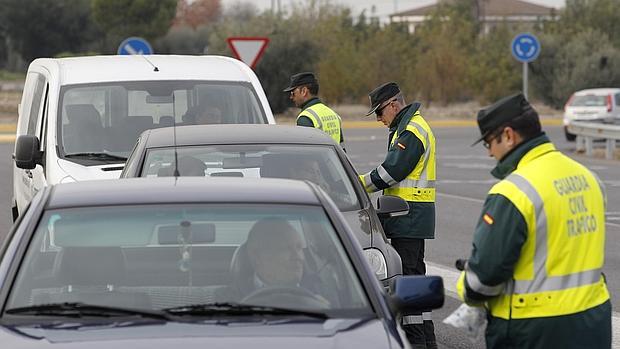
[233,217,331,309]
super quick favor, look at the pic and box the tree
[468,25,521,103]
[92,0,177,41]
[0,0,100,64]
[551,0,620,48]
[412,1,478,105]
[174,0,221,29]
[530,29,620,108]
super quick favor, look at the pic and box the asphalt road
[0,123,618,348]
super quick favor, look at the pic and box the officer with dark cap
[359,82,437,349]
[456,93,611,348]
[283,72,345,149]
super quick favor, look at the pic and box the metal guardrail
[567,121,620,160]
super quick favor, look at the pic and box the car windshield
[6,205,371,317]
[58,81,267,162]
[570,94,607,107]
[140,145,362,211]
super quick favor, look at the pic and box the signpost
[118,37,153,55]
[511,33,540,100]
[226,37,269,70]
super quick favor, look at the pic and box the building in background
[390,0,557,34]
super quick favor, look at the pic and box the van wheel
[11,203,18,222]
[564,127,576,141]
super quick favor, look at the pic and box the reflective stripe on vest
[485,145,609,319]
[384,113,436,202]
[298,103,342,144]
[507,174,602,294]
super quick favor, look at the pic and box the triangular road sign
[227,37,270,69]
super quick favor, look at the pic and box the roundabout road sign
[118,37,153,55]
[511,33,540,63]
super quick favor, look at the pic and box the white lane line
[437,192,620,229]
[427,262,620,347]
[437,192,484,204]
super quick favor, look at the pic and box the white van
[12,55,275,220]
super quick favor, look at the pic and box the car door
[24,74,49,205]
[13,72,47,213]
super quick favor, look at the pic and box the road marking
[437,192,620,229]
[437,192,484,204]
[427,261,620,347]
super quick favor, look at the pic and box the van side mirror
[15,135,43,170]
[376,195,409,218]
[389,275,444,314]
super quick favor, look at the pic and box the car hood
[0,318,397,348]
[58,159,123,181]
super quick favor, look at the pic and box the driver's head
[246,217,305,287]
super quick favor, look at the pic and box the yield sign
[226,37,269,69]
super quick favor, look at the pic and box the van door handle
[25,170,33,179]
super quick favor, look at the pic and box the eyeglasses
[482,129,504,149]
[376,98,397,117]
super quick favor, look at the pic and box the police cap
[365,82,401,116]
[283,72,318,92]
[472,93,533,146]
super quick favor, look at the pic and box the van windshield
[57,81,267,163]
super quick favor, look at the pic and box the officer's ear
[504,127,522,147]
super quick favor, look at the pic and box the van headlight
[363,248,387,280]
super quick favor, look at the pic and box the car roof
[31,55,253,85]
[573,88,620,95]
[46,177,321,209]
[141,124,337,148]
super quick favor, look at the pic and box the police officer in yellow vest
[359,82,437,349]
[457,93,611,348]
[283,72,345,149]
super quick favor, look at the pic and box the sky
[222,0,566,21]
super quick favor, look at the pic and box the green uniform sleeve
[360,130,424,192]
[296,115,314,127]
[463,193,527,302]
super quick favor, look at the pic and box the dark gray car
[120,124,404,286]
[0,177,443,348]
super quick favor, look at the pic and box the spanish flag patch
[483,213,494,225]
[397,142,406,150]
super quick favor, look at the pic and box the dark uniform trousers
[391,238,437,349]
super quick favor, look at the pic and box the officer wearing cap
[283,72,345,149]
[359,82,437,348]
[457,93,611,348]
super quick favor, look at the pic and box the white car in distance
[563,88,620,140]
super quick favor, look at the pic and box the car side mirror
[376,195,409,218]
[389,275,444,314]
[15,135,43,170]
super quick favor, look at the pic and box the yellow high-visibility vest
[460,142,609,319]
[298,103,342,144]
[383,111,436,202]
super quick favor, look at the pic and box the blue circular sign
[511,33,540,63]
[117,37,153,55]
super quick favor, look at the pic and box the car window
[615,93,620,106]
[57,81,267,160]
[141,145,361,211]
[6,204,371,315]
[570,94,607,107]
